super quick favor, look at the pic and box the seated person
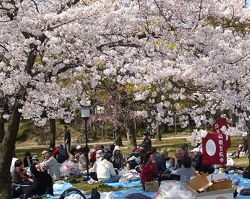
[23,151,32,168]
[89,144,102,167]
[53,143,69,164]
[157,148,171,174]
[78,146,90,175]
[191,148,214,174]
[22,163,53,198]
[135,132,152,152]
[111,146,124,170]
[172,155,195,187]
[140,152,158,191]
[89,150,104,181]
[96,152,121,183]
[181,143,190,156]
[40,151,60,182]
[11,159,33,185]
[169,148,184,171]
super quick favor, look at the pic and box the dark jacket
[23,157,32,168]
[140,138,152,151]
[53,147,69,164]
[22,163,53,198]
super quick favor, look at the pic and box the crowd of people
[10,130,219,198]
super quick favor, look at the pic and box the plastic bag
[119,171,140,183]
[60,160,79,176]
[154,180,195,199]
[100,191,115,199]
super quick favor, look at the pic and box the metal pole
[85,118,90,180]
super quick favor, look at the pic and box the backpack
[243,166,250,179]
[59,187,86,199]
[90,187,100,199]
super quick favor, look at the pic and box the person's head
[181,143,189,155]
[103,152,112,161]
[80,146,90,155]
[142,132,149,139]
[95,144,102,150]
[41,150,48,159]
[191,148,200,156]
[32,155,39,162]
[24,151,31,158]
[63,125,68,131]
[70,147,78,155]
[14,159,23,168]
[109,144,115,152]
[160,148,169,158]
[96,149,103,159]
[175,148,184,160]
[113,146,121,155]
[44,152,51,160]
[182,155,192,168]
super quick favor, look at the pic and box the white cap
[191,148,200,152]
[76,145,81,150]
[114,146,121,151]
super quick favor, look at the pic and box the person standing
[63,126,71,152]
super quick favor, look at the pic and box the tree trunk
[155,123,161,142]
[49,119,56,149]
[0,114,4,143]
[114,129,123,146]
[0,103,21,198]
[246,120,250,166]
[125,122,137,149]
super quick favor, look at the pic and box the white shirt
[96,159,117,181]
[172,166,195,187]
[10,157,18,172]
[41,156,60,181]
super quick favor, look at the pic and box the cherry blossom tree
[1,0,250,197]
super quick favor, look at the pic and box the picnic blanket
[38,172,250,199]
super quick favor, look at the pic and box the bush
[17,129,27,141]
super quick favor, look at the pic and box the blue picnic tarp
[38,172,250,199]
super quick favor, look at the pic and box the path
[15,135,189,150]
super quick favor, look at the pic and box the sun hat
[41,150,48,155]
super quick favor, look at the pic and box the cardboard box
[208,179,232,191]
[188,173,212,192]
[196,188,236,199]
[145,181,159,192]
[187,173,236,199]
